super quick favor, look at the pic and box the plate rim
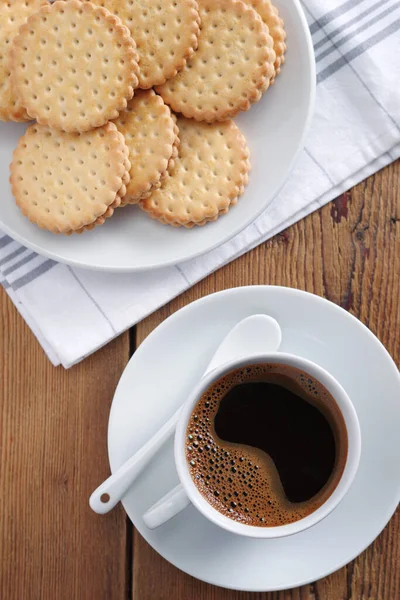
[0,0,316,272]
[108,285,400,592]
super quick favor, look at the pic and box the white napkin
[1,0,400,368]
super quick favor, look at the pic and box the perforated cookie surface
[113,89,177,204]
[89,0,200,89]
[156,0,275,122]
[243,0,286,79]
[11,0,139,132]
[119,123,179,206]
[0,0,47,122]
[140,117,250,227]
[11,122,129,233]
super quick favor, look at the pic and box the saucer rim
[109,285,400,592]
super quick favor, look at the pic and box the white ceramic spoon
[89,314,282,514]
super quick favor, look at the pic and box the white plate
[108,286,400,592]
[0,0,315,272]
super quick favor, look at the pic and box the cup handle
[142,315,282,529]
[142,484,190,529]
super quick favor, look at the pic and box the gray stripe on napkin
[0,246,26,267]
[316,2,400,63]
[2,251,37,277]
[11,259,56,291]
[309,0,368,34]
[0,235,13,249]
[313,0,393,51]
[318,18,400,83]
[303,1,400,131]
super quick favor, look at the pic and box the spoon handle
[89,406,181,514]
[90,315,282,515]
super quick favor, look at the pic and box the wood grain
[133,160,400,600]
[0,292,130,600]
[0,161,398,600]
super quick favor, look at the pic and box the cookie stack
[2,0,286,233]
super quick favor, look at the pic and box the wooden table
[1,161,399,600]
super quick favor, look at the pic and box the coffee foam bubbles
[186,364,346,527]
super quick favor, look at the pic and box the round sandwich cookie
[0,0,47,122]
[10,122,130,234]
[140,116,250,228]
[88,0,200,89]
[156,0,275,122]
[112,129,131,202]
[113,89,179,205]
[244,0,286,82]
[11,0,139,132]
[120,120,180,206]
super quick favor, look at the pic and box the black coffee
[186,363,348,527]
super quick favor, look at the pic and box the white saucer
[0,0,314,272]
[108,287,400,592]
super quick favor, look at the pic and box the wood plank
[133,160,400,599]
[0,291,130,600]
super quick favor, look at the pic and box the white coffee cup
[143,349,361,539]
